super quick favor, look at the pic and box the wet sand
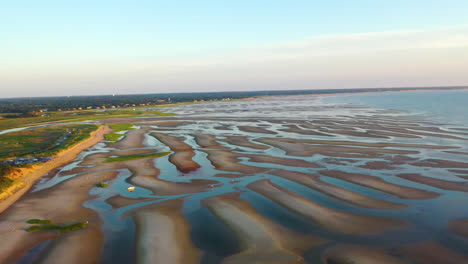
[394,241,468,264]
[448,218,468,238]
[193,134,226,149]
[270,170,406,209]
[202,193,327,263]
[219,136,269,150]
[245,154,322,168]
[411,159,468,168]
[248,180,406,235]
[320,170,440,200]
[397,173,468,192]
[237,125,276,135]
[0,170,118,263]
[323,244,409,264]
[202,150,268,174]
[152,132,200,172]
[127,199,201,264]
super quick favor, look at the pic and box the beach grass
[25,221,88,233]
[104,152,171,163]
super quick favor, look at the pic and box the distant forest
[0,86,465,113]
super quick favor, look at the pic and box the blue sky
[1,1,468,97]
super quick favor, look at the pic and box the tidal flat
[1,94,468,263]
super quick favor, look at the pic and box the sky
[1,0,468,98]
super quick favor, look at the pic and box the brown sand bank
[126,199,201,264]
[323,244,410,264]
[248,180,406,235]
[193,134,226,149]
[202,150,268,174]
[279,124,332,136]
[397,173,468,192]
[320,170,440,200]
[202,193,326,263]
[238,125,276,134]
[394,241,468,264]
[246,154,322,168]
[448,218,468,238]
[112,127,148,149]
[169,151,201,173]
[0,170,118,263]
[270,170,405,209]
[124,158,215,196]
[411,159,468,168]
[219,136,269,150]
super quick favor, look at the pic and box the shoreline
[0,125,111,214]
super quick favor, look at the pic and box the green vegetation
[26,219,51,224]
[0,176,16,192]
[25,221,88,234]
[0,124,98,161]
[104,152,171,163]
[105,123,136,142]
[0,109,175,130]
[95,181,109,188]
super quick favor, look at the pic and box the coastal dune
[0,125,111,214]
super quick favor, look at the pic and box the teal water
[324,89,468,125]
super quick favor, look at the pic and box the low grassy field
[104,152,171,163]
[0,124,99,161]
[0,109,176,130]
[105,123,137,142]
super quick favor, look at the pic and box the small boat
[127,186,135,192]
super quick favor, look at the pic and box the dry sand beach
[0,94,468,263]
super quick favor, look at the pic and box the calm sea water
[324,89,468,125]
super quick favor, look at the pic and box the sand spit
[450,169,468,175]
[0,170,118,263]
[219,136,269,150]
[397,173,468,192]
[321,170,439,200]
[246,154,323,168]
[448,218,468,238]
[248,180,406,235]
[202,193,327,263]
[169,151,201,173]
[394,241,468,264]
[151,132,200,172]
[112,127,148,149]
[127,199,201,264]
[237,125,276,135]
[202,150,268,174]
[322,244,410,264]
[124,158,215,196]
[270,170,405,209]
[256,138,418,158]
[0,125,111,214]
[444,151,468,155]
[151,132,192,151]
[34,227,103,264]
[106,195,157,209]
[193,134,226,149]
[411,159,468,168]
[359,161,398,170]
